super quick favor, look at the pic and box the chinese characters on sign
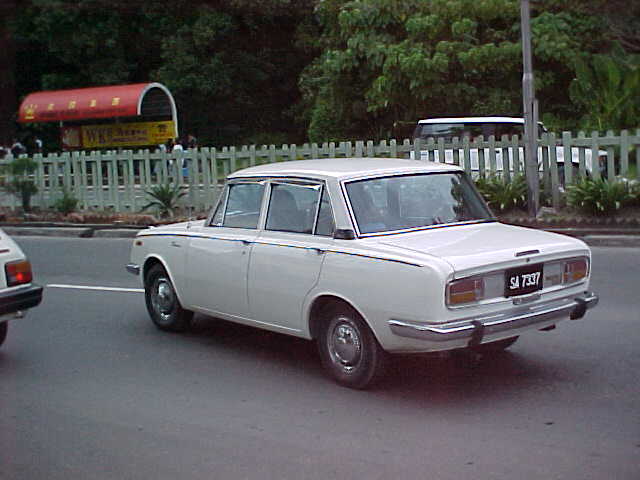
[61,121,175,149]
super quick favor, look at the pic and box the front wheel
[145,264,193,332]
[317,305,387,389]
[0,322,7,347]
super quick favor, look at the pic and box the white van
[411,117,598,180]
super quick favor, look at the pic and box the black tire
[473,335,519,354]
[0,321,7,347]
[144,264,193,332]
[317,304,387,389]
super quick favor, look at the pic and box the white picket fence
[1,129,638,212]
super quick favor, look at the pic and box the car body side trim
[136,232,424,267]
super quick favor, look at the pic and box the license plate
[505,264,543,297]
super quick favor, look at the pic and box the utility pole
[521,0,539,217]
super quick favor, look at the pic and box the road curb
[2,225,639,247]
[580,235,640,248]
[1,226,147,238]
[2,226,95,238]
[93,229,142,238]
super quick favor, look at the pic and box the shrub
[625,178,640,206]
[1,157,38,212]
[566,178,634,215]
[141,183,187,218]
[53,188,79,214]
[474,174,527,213]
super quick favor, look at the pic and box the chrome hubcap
[328,317,362,373]
[152,278,175,322]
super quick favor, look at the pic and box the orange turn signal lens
[564,258,588,284]
[5,260,33,287]
[447,277,484,306]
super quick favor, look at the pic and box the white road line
[47,284,144,293]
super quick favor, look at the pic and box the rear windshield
[413,122,545,142]
[345,172,494,235]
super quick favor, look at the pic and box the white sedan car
[0,229,43,347]
[127,158,598,389]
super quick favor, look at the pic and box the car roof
[417,117,525,124]
[228,157,461,181]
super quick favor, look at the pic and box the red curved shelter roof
[18,83,168,123]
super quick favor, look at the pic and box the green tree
[299,0,608,142]
[11,0,315,147]
[569,45,640,131]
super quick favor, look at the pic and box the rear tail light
[447,277,484,306]
[5,260,33,287]
[448,256,589,307]
[564,258,588,284]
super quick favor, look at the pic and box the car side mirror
[333,228,356,240]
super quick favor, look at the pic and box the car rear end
[0,229,43,346]
[381,223,598,352]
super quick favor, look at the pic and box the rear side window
[315,187,335,237]
[221,183,265,229]
[266,183,321,234]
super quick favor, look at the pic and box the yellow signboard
[81,121,175,148]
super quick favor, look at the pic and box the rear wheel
[317,304,387,389]
[145,264,193,332]
[0,322,7,347]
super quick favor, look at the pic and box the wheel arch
[142,254,190,309]
[307,294,379,344]
[142,255,167,284]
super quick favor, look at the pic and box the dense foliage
[1,157,39,212]
[9,0,316,147]
[475,174,527,213]
[566,177,636,215]
[3,0,638,148]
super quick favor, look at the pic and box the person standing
[171,138,185,176]
[10,138,25,156]
[171,139,183,153]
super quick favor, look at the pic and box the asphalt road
[1,237,639,480]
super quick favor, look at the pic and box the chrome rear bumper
[388,292,598,345]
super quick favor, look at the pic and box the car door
[183,180,265,319]
[247,180,335,332]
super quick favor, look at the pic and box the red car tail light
[5,260,33,287]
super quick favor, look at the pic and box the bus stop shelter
[18,82,178,150]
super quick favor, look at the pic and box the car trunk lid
[375,222,588,277]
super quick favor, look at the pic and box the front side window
[345,173,494,235]
[210,187,229,226]
[266,182,321,234]
[220,182,265,229]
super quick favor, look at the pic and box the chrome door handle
[170,241,181,248]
